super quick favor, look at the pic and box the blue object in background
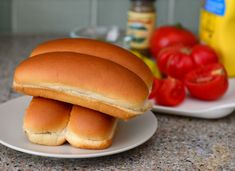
[204,0,226,16]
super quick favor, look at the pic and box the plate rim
[152,78,235,119]
[0,96,158,158]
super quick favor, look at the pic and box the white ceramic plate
[0,96,157,158]
[153,79,235,119]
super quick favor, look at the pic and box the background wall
[0,0,12,32]
[0,0,201,34]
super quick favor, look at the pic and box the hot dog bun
[23,97,117,149]
[13,52,152,120]
[23,97,71,146]
[30,38,153,90]
[66,105,118,149]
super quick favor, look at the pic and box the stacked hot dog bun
[30,38,153,90]
[13,38,153,149]
[23,97,71,146]
[14,52,151,119]
[24,97,118,149]
[66,105,118,149]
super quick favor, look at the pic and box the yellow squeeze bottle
[199,0,235,77]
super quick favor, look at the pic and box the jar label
[204,0,226,16]
[127,11,156,49]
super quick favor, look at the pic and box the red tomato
[157,45,196,80]
[148,78,162,99]
[157,44,185,75]
[150,25,198,59]
[166,50,195,80]
[191,44,219,67]
[185,63,228,101]
[157,44,219,80]
[155,77,185,106]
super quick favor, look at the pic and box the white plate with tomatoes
[152,78,235,119]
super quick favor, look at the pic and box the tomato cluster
[157,44,219,80]
[149,26,229,106]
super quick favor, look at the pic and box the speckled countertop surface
[0,35,234,171]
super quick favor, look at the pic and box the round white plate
[0,96,157,158]
[153,79,235,119]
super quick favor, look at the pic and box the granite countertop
[0,35,234,171]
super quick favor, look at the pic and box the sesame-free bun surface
[23,97,72,146]
[13,52,152,120]
[30,38,153,89]
[66,105,118,149]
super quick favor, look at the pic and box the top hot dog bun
[13,52,152,120]
[30,38,153,90]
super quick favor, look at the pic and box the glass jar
[126,0,156,56]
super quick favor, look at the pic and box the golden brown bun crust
[14,84,149,120]
[23,97,71,146]
[68,105,116,140]
[66,106,118,149]
[23,97,71,133]
[30,38,153,89]
[13,52,151,119]
[15,52,148,105]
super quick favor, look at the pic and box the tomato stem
[180,47,191,55]
[174,23,184,29]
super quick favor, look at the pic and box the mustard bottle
[199,0,235,77]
